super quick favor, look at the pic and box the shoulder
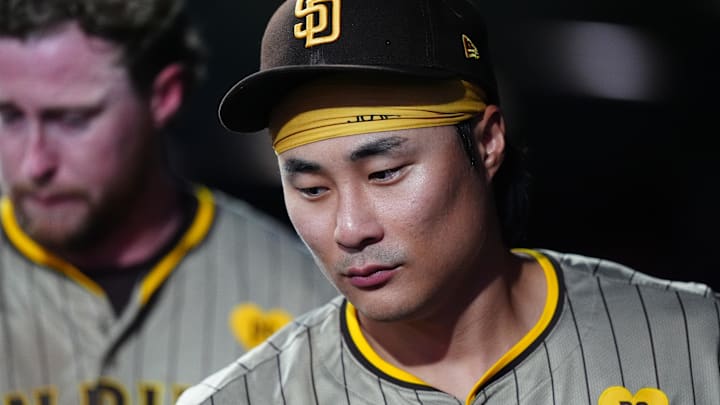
[176,297,345,405]
[540,249,716,298]
[207,189,306,245]
[187,186,311,260]
[539,249,719,333]
[184,186,339,312]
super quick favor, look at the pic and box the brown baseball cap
[218,0,499,133]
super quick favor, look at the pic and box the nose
[333,190,384,251]
[21,124,58,185]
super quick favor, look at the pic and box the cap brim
[218,65,456,133]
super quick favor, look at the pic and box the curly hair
[455,119,531,247]
[0,0,205,97]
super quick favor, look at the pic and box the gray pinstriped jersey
[177,249,720,405]
[0,187,339,405]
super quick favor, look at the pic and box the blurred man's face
[279,125,495,322]
[0,23,156,250]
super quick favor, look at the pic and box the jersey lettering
[33,388,56,405]
[171,385,190,404]
[138,382,163,405]
[5,393,29,405]
[83,379,128,405]
[0,380,182,405]
[4,387,56,405]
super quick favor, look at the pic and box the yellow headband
[269,78,487,154]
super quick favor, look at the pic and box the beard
[11,178,140,253]
[9,150,152,254]
[13,187,98,250]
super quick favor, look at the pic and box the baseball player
[0,1,338,405]
[178,0,720,404]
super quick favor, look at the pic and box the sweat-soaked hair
[0,0,205,98]
[455,119,530,247]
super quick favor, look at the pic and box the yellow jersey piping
[138,186,215,304]
[0,186,216,305]
[0,197,105,296]
[341,248,561,402]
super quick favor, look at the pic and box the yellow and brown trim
[341,248,563,403]
[0,186,216,305]
[1,197,105,296]
[138,186,215,304]
[345,302,428,386]
[463,248,561,403]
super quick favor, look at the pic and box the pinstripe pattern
[306,329,320,405]
[58,277,85,389]
[566,294,591,404]
[636,286,661,387]
[29,264,50,385]
[597,278,624,385]
[0,188,339,405]
[0,254,13,390]
[339,338,351,405]
[676,292,696,404]
[541,342,555,403]
[270,342,288,405]
[233,218,250,360]
[166,263,187,389]
[202,245,219,375]
[178,249,720,405]
[378,377,388,404]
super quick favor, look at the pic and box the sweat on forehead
[268,77,487,154]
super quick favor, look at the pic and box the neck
[61,173,190,269]
[357,250,547,400]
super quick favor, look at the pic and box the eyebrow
[41,105,102,119]
[0,101,17,110]
[349,136,408,161]
[282,158,322,175]
[0,100,104,114]
[281,135,410,176]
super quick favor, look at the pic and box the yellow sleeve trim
[345,302,428,385]
[138,186,215,304]
[0,197,105,296]
[464,248,560,404]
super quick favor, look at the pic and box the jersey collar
[0,186,216,305]
[341,248,563,403]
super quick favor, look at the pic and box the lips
[19,192,84,215]
[24,193,73,207]
[346,265,398,289]
[26,194,63,204]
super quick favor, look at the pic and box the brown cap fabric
[218,0,499,133]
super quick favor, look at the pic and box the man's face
[0,23,156,250]
[279,126,495,322]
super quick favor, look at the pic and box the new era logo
[462,34,480,60]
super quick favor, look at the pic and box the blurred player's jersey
[0,186,338,405]
[178,249,720,405]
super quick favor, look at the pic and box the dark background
[169,1,719,289]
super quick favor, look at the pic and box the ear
[472,105,506,180]
[150,63,185,128]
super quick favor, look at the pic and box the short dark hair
[0,0,205,98]
[455,119,531,247]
